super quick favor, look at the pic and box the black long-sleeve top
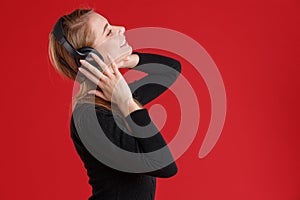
[70,51,182,200]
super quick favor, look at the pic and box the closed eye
[107,29,112,36]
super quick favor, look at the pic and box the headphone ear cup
[77,47,104,72]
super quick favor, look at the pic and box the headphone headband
[51,16,104,83]
[52,17,86,59]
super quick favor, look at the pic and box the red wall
[1,0,299,199]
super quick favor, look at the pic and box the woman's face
[88,12,133,67]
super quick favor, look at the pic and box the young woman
[48,8,181,200]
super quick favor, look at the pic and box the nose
[115,26,125,35]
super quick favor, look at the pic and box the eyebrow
[103,23,108,35]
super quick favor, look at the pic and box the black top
[70,51,181,200]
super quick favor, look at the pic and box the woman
[48,8,181,200]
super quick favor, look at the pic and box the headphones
[51,16,104,83]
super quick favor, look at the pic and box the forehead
[88,13,108,34]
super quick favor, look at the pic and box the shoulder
[72,103,127,139]
[74,102,111,114]
[72,103,115,125]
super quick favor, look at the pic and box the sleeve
[128,51,181,106]
[78,105,178,178]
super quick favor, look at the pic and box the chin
[117,46,133,62]
[126,48,133,56]
[124,44,133,55]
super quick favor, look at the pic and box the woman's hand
[78,54,134,106]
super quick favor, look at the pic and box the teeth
[121,41,127,47]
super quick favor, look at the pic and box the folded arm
[128,52,181,106]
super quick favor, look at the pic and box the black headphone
[51,16,104,83]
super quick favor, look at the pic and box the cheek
[105,41,121,53]
[94,41,117,63]
[95,36,130,64]
[97,37,120,54]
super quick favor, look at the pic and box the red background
[1,0,299,199]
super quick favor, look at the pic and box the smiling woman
[48,8,140,112]
[88,12,133,66]
[48,7,181,200]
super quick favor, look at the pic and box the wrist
[118,98,143,118]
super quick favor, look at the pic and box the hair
[48,8,142,116]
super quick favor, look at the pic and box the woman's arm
[76,104,178,178]
[75,52,180,177]
[128,52,181,106]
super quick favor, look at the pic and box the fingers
[90,52,107,69]
[91,53,114,78]
[80,60,108,83]
[78,67,102,86]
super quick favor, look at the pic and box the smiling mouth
[120,41,128,47]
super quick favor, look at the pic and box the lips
[120,40,127,47]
